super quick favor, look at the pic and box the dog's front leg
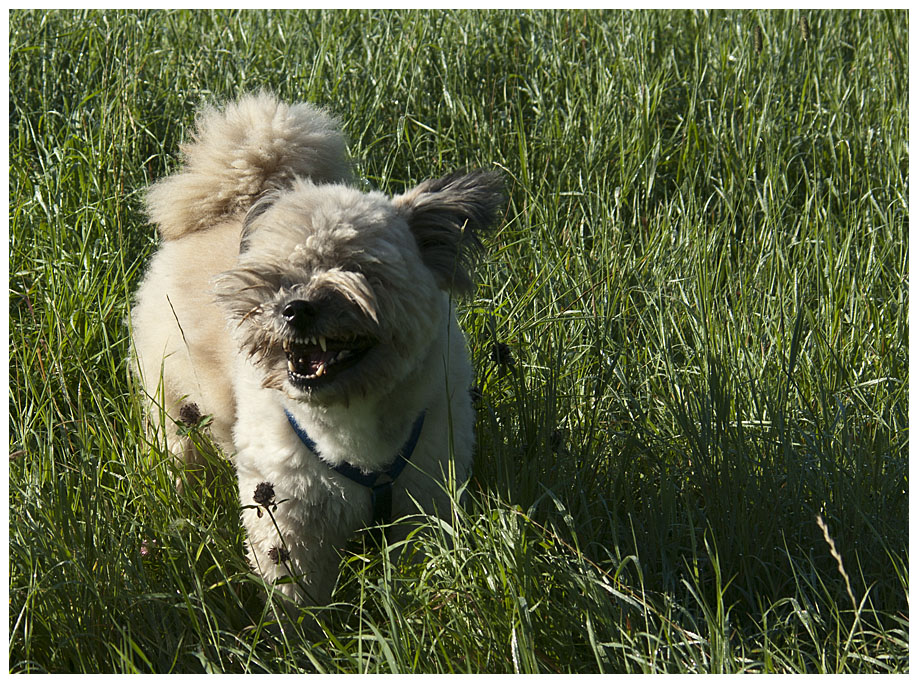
[240,481,344,606]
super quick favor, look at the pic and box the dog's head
[214,169,504,403]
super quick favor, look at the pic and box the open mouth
[283,335,374,388]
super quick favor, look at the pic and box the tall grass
[8,9,908,673]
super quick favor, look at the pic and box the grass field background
[8,9,908,673]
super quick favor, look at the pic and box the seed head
[799,15,810,42]
[253,481,276,507]
[178,402,201,426]
[491,342,516,369]
[267,545,290,564]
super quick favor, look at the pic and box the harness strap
[284,409,426,525]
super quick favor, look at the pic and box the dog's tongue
[292,348,337,377]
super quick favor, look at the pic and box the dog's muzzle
[281,299,375,388]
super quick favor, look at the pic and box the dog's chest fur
[230,306,456,513]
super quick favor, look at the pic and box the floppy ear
[393,169,505,293]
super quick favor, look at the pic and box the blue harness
[284,409,426,525]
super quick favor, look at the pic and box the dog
[130,93,503,604]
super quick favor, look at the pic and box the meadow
[8,9,908,673]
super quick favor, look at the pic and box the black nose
[282,299,316,330]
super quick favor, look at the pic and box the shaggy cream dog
[131,93,503,604]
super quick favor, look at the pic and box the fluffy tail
[146,92,352,240]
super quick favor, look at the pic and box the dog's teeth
[315,362,326,377]
[288,360,295,372]
[319,336,327,352]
